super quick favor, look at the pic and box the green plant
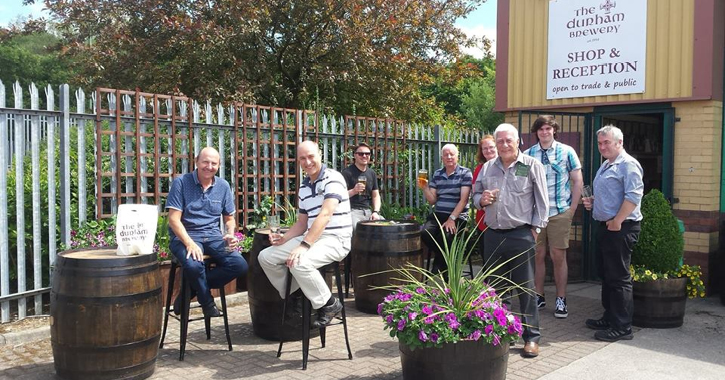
[631,189,704,298]
[380,202,431,222]
[275,196,298,227]
[376,220,523,349]
[247,195,274,229]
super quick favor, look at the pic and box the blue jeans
[170,237,248,308]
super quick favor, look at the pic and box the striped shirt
[298,164,353,237]
[429,165,473,219]
[524,141,582,217]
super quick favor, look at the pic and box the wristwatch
[300,240,312,249]
[449,215,457,221]
[534,227,541,234]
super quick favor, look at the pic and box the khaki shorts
[537,210,574,250]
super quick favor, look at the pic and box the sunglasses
[355,152,372,157]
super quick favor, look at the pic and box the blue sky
[0,0,497,57]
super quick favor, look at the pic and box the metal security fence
[0,81,483,323]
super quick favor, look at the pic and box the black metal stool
[159,255,232,360]
[277,261,353,369]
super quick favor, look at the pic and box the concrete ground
[1,282,724,380]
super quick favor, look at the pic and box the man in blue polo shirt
[418,144,473,278]
[259,140,353,327]
[166,147,248,318]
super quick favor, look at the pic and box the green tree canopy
[27,0,487,122]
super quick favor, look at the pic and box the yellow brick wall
[672,101,723,215]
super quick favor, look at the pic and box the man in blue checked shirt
[417,144,473,279]
[524,115,583,319]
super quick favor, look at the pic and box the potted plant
[377,224,523,380]
[630,189,706,328]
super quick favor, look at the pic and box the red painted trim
[495,0,510,112]
[692,0,716,99]
[711,0,725,101]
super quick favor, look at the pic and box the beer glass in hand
[417,169,428,188]
[582,185,593,211]
[357,175,367,195]
[268,215,281,243]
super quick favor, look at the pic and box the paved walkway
[1,282,724,379]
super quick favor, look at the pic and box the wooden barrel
[247,229,321,341]
[352,221,422,314]
[50,248,162,380]
[633,277,688,328]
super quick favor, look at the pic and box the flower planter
[399,340,509,380]
[633,277,687,328]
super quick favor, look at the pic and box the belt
[489,224,531,233]
[597,220,639,226]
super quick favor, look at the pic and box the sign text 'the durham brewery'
[547,0,647,99]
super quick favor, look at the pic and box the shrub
[632,189,683,273]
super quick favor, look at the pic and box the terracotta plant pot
[399,340,509,380]
[633,277,688,328]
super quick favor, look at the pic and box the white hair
[494,123,519,141]
[441,143,459,156]
[597,125,624,143]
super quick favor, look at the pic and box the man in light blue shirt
[583,125,643,342]
[524,115,582,319]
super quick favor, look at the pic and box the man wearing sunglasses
[342,142,383,227]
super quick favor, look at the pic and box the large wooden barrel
[633,277,688,328]
[247,229,321,341]
[50,248,162,380]
[352,221,422,314]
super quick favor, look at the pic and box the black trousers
[595,220,640,330]
[482,226,540,343]
[421,212,467,277]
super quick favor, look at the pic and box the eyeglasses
[355,152,371,157]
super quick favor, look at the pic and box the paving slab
[1,282,723,379]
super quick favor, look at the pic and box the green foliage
[247,196,275,230]
[275,197,298,227]
[632,189,683,273]
[0,29,75,101]
[38,0,487,122]
[380,202,431,222]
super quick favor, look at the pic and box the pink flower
[397,319,406,331]
[418,330,428,342]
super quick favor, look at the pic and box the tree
[28,0,487,122]
[0,19,74,96]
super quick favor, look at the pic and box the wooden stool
[277,261,353,369]
[159,255,232,360]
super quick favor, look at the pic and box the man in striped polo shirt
[259,140,353,327]
[524,115,582,319]
[418,144,473,278]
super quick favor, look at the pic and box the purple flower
[445,313,460,330]
[377,303,384,315]
[416,287,426,294]
[424,316,435,324]
[484,325,494,335]
[408,312,418,321]
[397,319,406,331]
[418,330,428,342]
[492,334,501,346]
[422,305,433,315]
[494,308,507,326]
[386,315,394,324]
[430,333,439,343]
[469,330,482,341]
[384,294,395,302]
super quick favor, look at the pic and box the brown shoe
[522,341,539,358]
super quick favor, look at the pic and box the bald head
[195,147,221,184]
[297,140,323,180]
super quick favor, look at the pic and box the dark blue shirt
[165,170,235,240]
